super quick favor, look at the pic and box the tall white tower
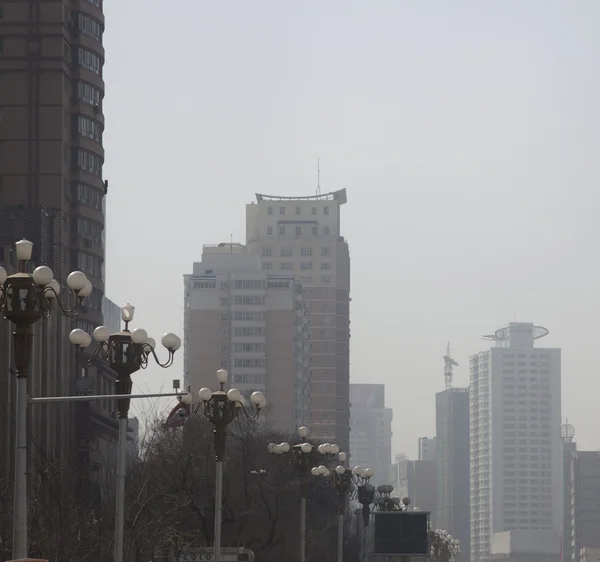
[469,323,561,562]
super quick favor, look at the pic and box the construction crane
[443,343,459,390]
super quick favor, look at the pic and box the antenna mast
[316,158,321,195]
[444,342,459,390]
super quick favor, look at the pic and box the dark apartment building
[0,0,117,486]
[436,387,470,562]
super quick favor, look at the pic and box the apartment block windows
[295,226,302,236]
[267,227,273,235]
[77,252,103,278]
[73,182,103,209]
[279,226,286,235]
[301,262,313,270]
[75,81,102,107]
[76,13,103,41]
[75,115,102,142]
[324,206,330,215]
[262,247,273,256]
[279,206,285,215]
[320,262,331,270]
[233,343,265,353]
[72,148,102,177]
[83,0,101,7]
[321,247,330,256]
[281,247,292,257]
[234,280,264,289]
[234,295,265,305]
[296,206,301,215]
[234,311,264,321]
[262,262,272,270]
[73,47,102,75]
[234,358,265,368]
[76,217,102,243]
[267,206,273,215]
[301,247,313,256]
[281,262,293,270]
[312,207,317,215]
[323,226,330,235]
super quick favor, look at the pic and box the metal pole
[300,495,306,562]
[12,375,28,559]
[114,416,128,562]
[31,391,184,404]
[214,459,224,562]
[337,512,344,562]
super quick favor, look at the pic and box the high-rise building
[436,387,470,562]
[246,190,350,450]
[562,425,600,562]
[390,452,437,516]
[183,243,310,433]
[0,1,113,480]
[349,384,392,485]
[418,436,437,461]
[469,323,562,562]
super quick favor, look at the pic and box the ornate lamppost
[0,239,92,560]
[68,303,181,562]
[180,369,265,562]
[268,427,341,562]
[431,529,460,562]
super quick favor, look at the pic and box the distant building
[418,437,436,461]
[562,427,600,562]
[127,418,140,459]
[470,323,562,562]
[390,452,437,517]
[436,387,470,562]
[183,244,310,433]
[349,384,392,485]
[246,189,350,451]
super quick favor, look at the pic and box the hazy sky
[103,1,600,458]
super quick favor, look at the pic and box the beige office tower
[183,243,310,433]
[246,189,350,451]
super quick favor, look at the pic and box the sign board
[177,547,254,562]
[373,512,430,556]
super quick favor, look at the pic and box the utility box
[373,511,430,556]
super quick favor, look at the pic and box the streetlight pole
[184,370,265,562]
[0,239,92,560]
[69,303,181,562]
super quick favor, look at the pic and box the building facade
[183,243,310,433]
[0,0,113,482]
[436,387,470,562]
[246,189,350,450]
[349,384,392,485]
[390,453,437,517]
[469,323,562,562]
[419,436,437,461]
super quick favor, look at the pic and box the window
[279,206,285,215]
[262,262,272,270]
[73,182,103,209]
[281,262,293,270]
[267,206,273,215]
[72,148,103,176]
[262,247,272,256]
[234,311,264,321]
[73,47,102,75]
[311,207,317,215]
[234,295,265,305]
[192,280,216,289]
[279,226,286,235]
[320,262,331,270]
[323,226,330,235]
[324,206,329,215]
[220,297,228,306]
[301,247,313,256]
[84,0,101,6]
[311,226,317,235]
[295,206,301,215]
[233,280,264,289]
[76,217,102,243]
[295,226,301,236]
[321,275,331,284]
[281,247,292,256]
[267,227,273,235]
[77,252,103,278]
[76,13,103,40]
[75,115,102,141]
[233,358,265,368]
[321,247,330,256]
[75,81,102,107]
[301,262,312,270]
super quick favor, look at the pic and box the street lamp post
[182,370,265,562]
[312,459,375,562]
[0,239,92,560]
[269,429,341,562]
[68,303,181,562]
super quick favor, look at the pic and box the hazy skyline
[103,1,600,457]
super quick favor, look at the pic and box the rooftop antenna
[316,158,321,196]
[444,342,459,390]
